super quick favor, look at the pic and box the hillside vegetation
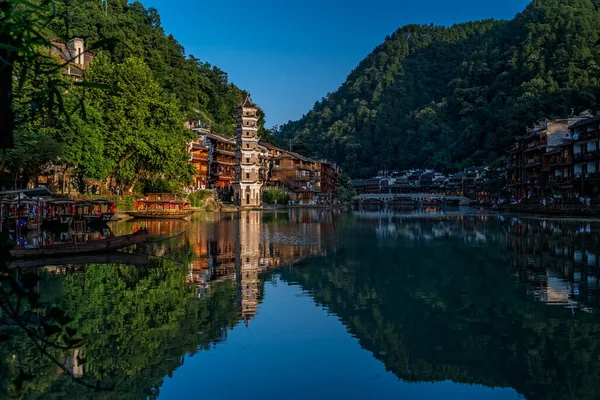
[279,0,600,176]
[6,0,262,191]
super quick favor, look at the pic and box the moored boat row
[3,190,190,260]
[3,197,116,232]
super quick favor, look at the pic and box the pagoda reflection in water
[120,210,334,323]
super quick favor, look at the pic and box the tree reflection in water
[3,210,600,399]
[281,212,600,400]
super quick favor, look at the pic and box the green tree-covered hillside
[50,0,260,134]
[4,0,265,191]
[279,0,600,176]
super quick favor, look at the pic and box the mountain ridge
[279,0,600,177]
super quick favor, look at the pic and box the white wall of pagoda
[233,97,263,207]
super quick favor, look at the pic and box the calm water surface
[4,209,600,399]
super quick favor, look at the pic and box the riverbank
[115,203,349,217]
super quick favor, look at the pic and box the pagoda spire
[241,95,256,109]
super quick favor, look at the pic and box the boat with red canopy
[127,193,193,219]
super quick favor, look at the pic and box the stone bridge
[353,193,472,206]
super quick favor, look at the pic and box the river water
[3,209,600,399]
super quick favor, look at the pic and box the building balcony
[524,144,543,153]
[548,156,572,166]
[215,147,235,156]
[586,172,600,180]
[190,142,208,150]
[548,176,571,184]
[573,151,600,162]
[524,161,541,168]
[574,129,600,141]
[295,175,312,181]
[525,176,542,185]
[191,155,208,162]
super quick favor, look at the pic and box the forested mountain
[279,0,600,177]
[49,0,260,134]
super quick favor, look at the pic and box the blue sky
[139,0,531,128]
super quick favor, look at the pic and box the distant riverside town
[350,167,489,199]
[350,111,600,207]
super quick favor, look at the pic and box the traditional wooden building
[546,139,573,194]
[508,121,546,198]
[187,121,210,190]
[507,114,592,198]
[206,133,236,190]
[571,115,600,195]
[190,141,209,189]
[320,162,340,195]
[351,178,379,194]
[270,151,321,204]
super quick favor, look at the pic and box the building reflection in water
[121,210,335,324]
[507,217,600,311]
[356,210,600,312]
[123,210,600,317]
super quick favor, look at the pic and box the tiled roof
[206,132,235,144]
[570,115,600,129]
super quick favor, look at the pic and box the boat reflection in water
[6,209,600,399]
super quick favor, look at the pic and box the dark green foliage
[49,0,261,135]
[279,217,600,400]
[3,0,265,191]
[0,261,240,399]
[279,0,600,177]
[336,186,357,203]
[262,189,291,205]
[188,190,213,207]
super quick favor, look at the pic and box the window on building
[246,173,250,179]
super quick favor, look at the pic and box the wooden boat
[44,199,75,229]
[80,199,116,224]
[9,229,149,258]
[10,198,45,231]
[127,197,193,219]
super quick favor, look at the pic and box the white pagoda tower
[233,96,263,207]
